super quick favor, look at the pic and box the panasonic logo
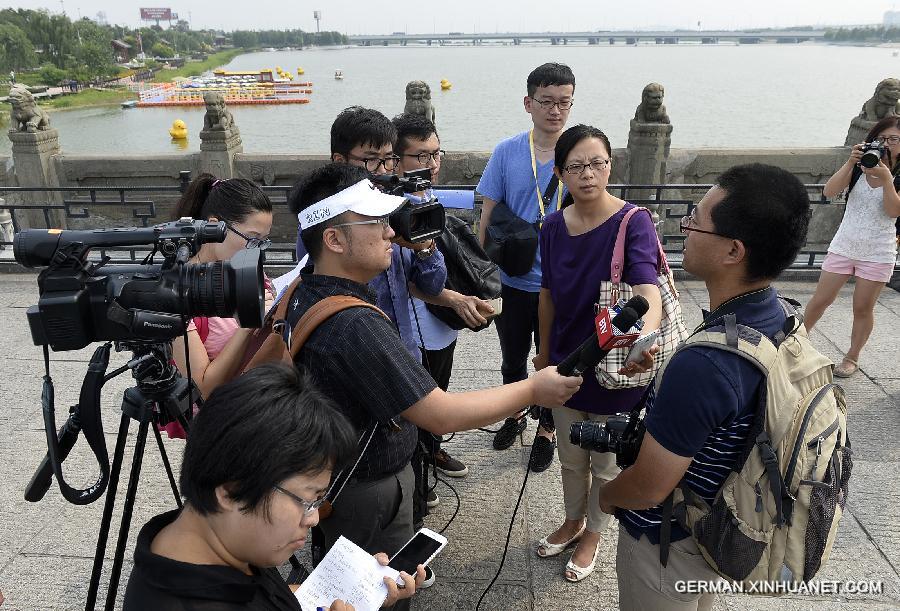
[143,321,174,329]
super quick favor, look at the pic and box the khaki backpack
[658,302,851,587]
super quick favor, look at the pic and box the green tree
[151,42,174,57]
[37,62,68,85]
[0,23,38,71]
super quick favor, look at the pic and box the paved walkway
[0,274,898,610]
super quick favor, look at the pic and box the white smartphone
[624,329,660,365]
[484,296,503,319]
[388,527,447,576]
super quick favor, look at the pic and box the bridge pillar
[588,37,598,45]
[551,37,559,45]
[609,37,615,44]
[8,127,66,230]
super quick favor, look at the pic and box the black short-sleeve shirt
[285,273,438,481]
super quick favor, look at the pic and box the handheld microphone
[556,295,650,377]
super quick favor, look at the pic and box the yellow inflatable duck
[297,67,305,75]
[440,78,452,91]
[169,119,188,140]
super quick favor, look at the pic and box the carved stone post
[845,79,900,146]
[9,129,65,230]
[199,92,242,178]
[626,83,672,220]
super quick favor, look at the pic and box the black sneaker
[493,416,527,450]
[426,488,440,508]
[431,449,469,477]
[420,566,436,589]
[529,435,557,473]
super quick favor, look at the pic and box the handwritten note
[295,536,400,611]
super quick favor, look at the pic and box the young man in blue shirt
[598,164,812,609]
[477,63,575,472]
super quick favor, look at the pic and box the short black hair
[287,163,371,260]
[179,363,357,520]
[331,106,397,157]
[526,62,576,98]
[711,163,811,281]
[392,113,439,156]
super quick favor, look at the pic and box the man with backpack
[284,163,581,611]
[598,164,848,609]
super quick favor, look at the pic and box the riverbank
[39,88,137,111]
[151,48,247,82]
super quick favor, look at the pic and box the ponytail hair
[173,173,272,224]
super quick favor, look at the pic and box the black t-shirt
[123,510,301,611]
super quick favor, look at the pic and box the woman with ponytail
[168,174,275,434]
[805,116,900,377]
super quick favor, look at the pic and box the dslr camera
[371,169,446,243]
[570,411,646,469]
[14,218,264,351]
[860,141,886,169]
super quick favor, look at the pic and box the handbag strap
[610,206,672,285]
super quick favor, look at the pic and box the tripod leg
[85,412,131,611]
[104,418,150,611]
[151,422,182,508]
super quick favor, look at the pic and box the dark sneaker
[432,449,469,477]
[529,435,557,473]
[493,416,527,450]
[420,566,436,589]
[426,488,440,508]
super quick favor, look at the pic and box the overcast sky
[6,0,900,34]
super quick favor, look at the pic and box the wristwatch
[415,240,437,260]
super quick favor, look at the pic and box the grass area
[39,88,137,110]
[152,48,246,82]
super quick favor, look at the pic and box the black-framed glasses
[401,149,445,165]
[331,216,391,231]
[274,485,326,517]
[345,152,401,173]
[878,135,900,145]
[679,209,731,238]
[227,224,271,250]
[563,159,610,175]
[530,97,574,111]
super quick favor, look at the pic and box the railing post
[8,126,65,230]
[179,170,192,194]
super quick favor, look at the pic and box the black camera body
[14,218,264,351]
[860,141,887,169]
[371,170,446,243]
[570,412,646,469]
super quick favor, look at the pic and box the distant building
[885,10,900,26]
[111,39,132,63]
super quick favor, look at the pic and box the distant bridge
[348,29,827,46]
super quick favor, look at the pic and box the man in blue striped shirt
[598,164,811,611]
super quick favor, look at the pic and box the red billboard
[140,8,172,20]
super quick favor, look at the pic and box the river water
[3,44,898,156]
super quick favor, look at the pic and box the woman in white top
[805,116,900,377]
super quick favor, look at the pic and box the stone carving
[403,80,436,124]
[844,79,900,145]
[633,83,670,124]
[202,92,235,131]
[8,85,51,133]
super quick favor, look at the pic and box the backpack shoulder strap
[289,295,388,358]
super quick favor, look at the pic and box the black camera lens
[570,420,613,453]
[860,142,885,169]
[184,248,264,328]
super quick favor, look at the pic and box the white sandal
[535,522,586,558]
[565,542,600,583]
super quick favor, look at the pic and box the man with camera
[596,164,811,610]
[285,163,581,610]
[477,62,577,471]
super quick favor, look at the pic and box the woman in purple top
[532,125,662,583]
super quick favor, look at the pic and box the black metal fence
[0,174,834,269]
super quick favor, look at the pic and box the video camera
[570,411,646,469]
[371,169,446,243]
[860,141,886,169]
[14,218,264,351]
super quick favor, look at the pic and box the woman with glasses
[124,364,422,610]
[531,124,662,583]
[167,174,276,436]
[804,116,900,377]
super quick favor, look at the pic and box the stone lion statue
[403,80,436,124]
[8,85,50,133]
[202,92,234,131]
[634,82,670,124]
[857,78,900,122]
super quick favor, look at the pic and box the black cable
[434,475,461,535]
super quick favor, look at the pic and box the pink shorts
[822,252,895,283]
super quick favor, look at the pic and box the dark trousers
[413,340,457,527]
[495,284,554,431]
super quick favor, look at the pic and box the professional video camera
[570,411,646,469]
[371,168,446,243]
[14,218,264,351]
[860,141,886,169]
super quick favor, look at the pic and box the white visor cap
[298,178,406,231]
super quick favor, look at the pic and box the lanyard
[529,129,562,226]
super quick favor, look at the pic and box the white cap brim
[298,178,406,230]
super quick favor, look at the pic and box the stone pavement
[0,273,898,610]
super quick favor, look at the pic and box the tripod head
[117,340,199,428]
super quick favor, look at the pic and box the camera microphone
[556,295,650,377]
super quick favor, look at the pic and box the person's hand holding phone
[374,552,424,606]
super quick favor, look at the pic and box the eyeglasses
[401,149,445,165]
[345,152,401,173]
[331,216,391,230]
[227,224,271,250]
[679,209,731,238]
[274,485,326,517]
[530,97,574,111]
[563,159,610,175]
[878,135,900,144]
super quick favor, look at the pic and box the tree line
[824,26,900,42]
